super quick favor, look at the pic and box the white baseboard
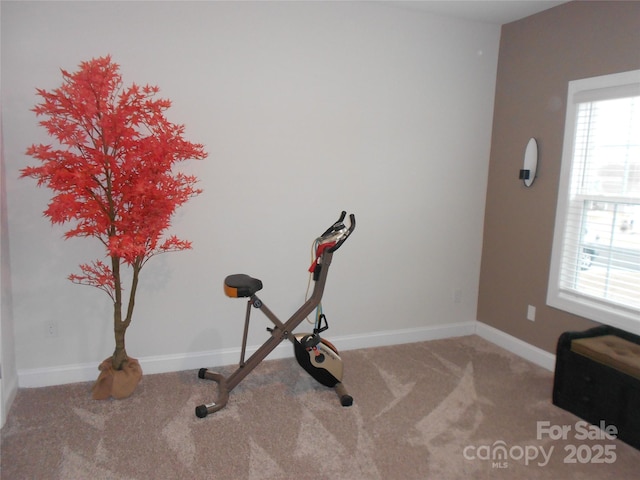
[337,321,477,351]
[18,362,102,388]
[475,321,556,371]
[18,321,555,388]
[17,321,477,388]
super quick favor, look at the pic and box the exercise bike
[195,211,356,418]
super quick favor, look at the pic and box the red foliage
[69,261,117,300]
[22,56,207,371]
[22,55,207,286]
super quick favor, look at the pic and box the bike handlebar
[319,211,355,252]
[320,211,346,237]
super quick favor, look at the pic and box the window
[547,70,640,335]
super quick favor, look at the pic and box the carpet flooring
[2,335,639,479]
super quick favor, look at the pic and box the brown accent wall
[478,1,640,353]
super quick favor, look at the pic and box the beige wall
[3,1,500,385]
[478,1,640,353]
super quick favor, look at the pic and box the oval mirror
[522,137,538,187]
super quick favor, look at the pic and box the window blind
[558,94,640,312]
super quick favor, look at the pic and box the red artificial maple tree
[21,56,207,375]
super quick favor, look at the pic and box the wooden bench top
[572,335,640,380]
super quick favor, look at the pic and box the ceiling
[386,1,569,25]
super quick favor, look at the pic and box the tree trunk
[111,253,128,370]
[112,325,128,371]
[110,255,142,371]
[91,254,143,399]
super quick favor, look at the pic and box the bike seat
[224,274,263,298]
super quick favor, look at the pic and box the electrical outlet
[527,305,536,322]
[45,320,58,338]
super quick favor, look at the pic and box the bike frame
[196,212,354,418]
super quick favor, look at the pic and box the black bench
[553,325,640,450]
